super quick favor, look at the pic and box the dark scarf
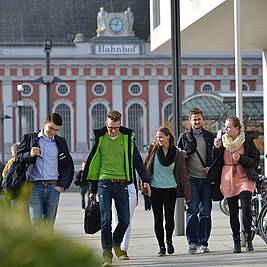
[156,145,177,167]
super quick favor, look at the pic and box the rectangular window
[153,0,161,29]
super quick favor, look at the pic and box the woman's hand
[214,138,222,148]
[232,153,240,162]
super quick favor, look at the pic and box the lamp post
[44,39,52,114]
[0,101,12,162]
[33,39,63,114]
[171,0,184,235]
[17,84,23,141]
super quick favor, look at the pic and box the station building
[0,0,263,166]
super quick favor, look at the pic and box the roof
[0,0,150,45]
[182,92,263,121]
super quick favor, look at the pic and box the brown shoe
[121,250,130,260]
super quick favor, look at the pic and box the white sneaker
[188,244,197,254]
[196,245,210,254]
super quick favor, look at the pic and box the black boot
[233,234,241,253]
[158,246,166,256]
[166,241,175,254]
[244,232,254,252]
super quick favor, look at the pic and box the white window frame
[125,98,147,152]
[15,99,37,141]
[242,82,250,91]
[161,99,173,124]
[53,99,74,151]
[20,83,33,97]
[201,82,214,92]
[89,99,110,141]
[164,83,172,96]
[128,82,143,96]
[92,82,106,96]
[56,83,70,96]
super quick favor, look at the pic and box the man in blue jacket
[16,113,74,227]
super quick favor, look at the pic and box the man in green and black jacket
[83,110,150,267]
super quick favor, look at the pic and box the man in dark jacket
[178,108,215,254]
[16,113,74,227]
[83,110,150,267]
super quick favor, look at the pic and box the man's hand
[55,186,64,193]
[89,193,97,202]
[30,146,41,157]
[142,182,151,196]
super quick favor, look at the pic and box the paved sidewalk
[55,192,267,267]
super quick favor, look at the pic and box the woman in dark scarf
[144,126,191,256]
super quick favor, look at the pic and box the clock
[109,16,125,34]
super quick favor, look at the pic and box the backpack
[2,160,27,198]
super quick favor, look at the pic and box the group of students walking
[80,108,260,266]
[1,108,260,267]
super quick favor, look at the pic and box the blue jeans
[28,182,60,226]
[186,177,212,247]
[98,181,130,252]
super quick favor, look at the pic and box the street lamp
[17,84,23,141]
[0,101,12,162]
[170,0,184,235]
[33,39,63,114]
[44,39,52,114]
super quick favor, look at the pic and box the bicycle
[219,176,267,245]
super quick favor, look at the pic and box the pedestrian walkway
[55,192,267,267]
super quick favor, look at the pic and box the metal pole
[234,0,245,246]
[234,0,243,122]
[46,50,51,114]
[171,0,184,236]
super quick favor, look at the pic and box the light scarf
[222,130,245,153]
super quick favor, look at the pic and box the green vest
[86,131,135,182]
[98,133,126,179]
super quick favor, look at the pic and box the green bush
[0,185,101,267]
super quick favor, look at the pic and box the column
[2,80,13,151]
[112,80,123,119]
[76,80,87,151]
[148,79,159,142]
[39,84,47,127]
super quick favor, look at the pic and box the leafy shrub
[0,185,101,267]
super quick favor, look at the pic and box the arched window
[55,104,72,149]
[202,83,213,92]
[242,83,248,91]
[128,103,144,151]
[164,103,173,123]
[165,84,172,95]
[91,103,107,130]
[21,106,34,136]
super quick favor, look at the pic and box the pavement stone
[55,192,267,267]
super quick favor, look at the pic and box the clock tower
[96,7,135,37]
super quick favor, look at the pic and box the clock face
[109,17,124,33]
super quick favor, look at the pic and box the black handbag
[84,200,101,234]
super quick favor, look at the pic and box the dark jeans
[98,181,130,253]
[150,187,177,247]
[227,191,253,237]
[186,177,212,247]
